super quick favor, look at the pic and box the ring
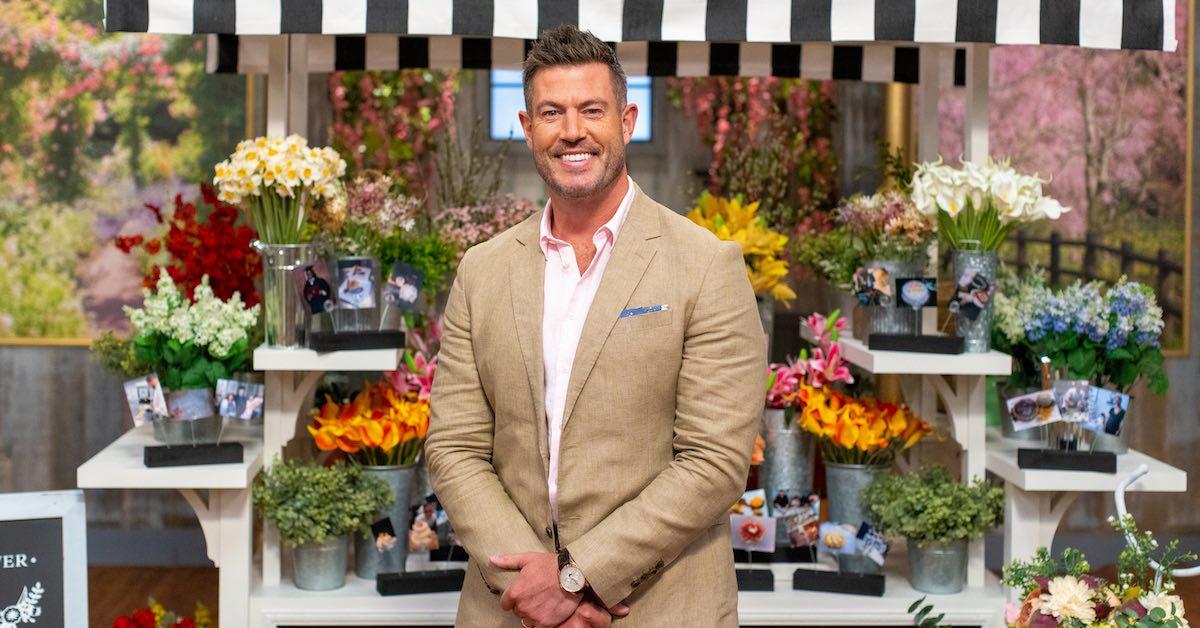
[521,621,533,628]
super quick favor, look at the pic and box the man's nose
[559,109,585,142]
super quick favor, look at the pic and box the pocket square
[620,304,670,318]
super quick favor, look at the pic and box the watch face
[559,564,585,593]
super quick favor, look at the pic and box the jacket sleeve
[425,248,548,594]
[565,242,767,606]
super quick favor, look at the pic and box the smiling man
[425,25,766,628]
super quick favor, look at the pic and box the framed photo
[382,261,423,312]
[730,515,776,553]
[1055,380,1091,424]
[122,374,167,428]
[1006,389,1063,432]
[951,268,994,322]
[852,265,893,307]
[215,379,265,421]
[896,277,937,310]
[336,257,377,310]
[293,260,336,316]
[0,490,87,628]
[1085,387,1130,436]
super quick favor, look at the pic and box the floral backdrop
[938,0,1190,348]
[0,0,245,338]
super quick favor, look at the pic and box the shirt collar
[539,176,635,257]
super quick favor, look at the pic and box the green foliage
[881,142,916,194]
[252,458,394,547]
[90,331,153,379]
[375,230,457,298]
[907,596,944,627]
[0,201,92,337]
[790,227,861,288]
[1110,513,1198,597]
[1001,547,1092,596]
[863,466,1004,547]
[132,333,250,391]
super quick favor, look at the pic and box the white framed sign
[0,490,87,628]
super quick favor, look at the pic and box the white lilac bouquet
[125,271,260,391]
[910,158,1069,251]
[310,171,420,257]
[993,268,1167,395]
[1002,515,1194,628]
[212,135,347,244]
[834,190,935,263]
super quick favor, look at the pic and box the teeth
[561,153,591,162]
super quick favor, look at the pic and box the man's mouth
[556,151,597,165]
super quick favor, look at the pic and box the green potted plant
[252,458,394,591]
[863,466,1004,594]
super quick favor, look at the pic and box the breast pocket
[620,309,673,332]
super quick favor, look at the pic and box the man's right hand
[556,601,630,628]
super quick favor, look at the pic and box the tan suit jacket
[426,185,766,627]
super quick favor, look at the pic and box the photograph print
[122,373,168,427]
[950,269,993,322]
[336,258,377,310]
[294,260,336,316]
[1085,387,1130,436]
[382,261,424,312]
[215,379,265,421]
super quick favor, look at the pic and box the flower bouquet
[1002,515,1194,627]
[797,385,930,467]
[213,135,346,244]
[994,270,1168,396]
[310,171,420,258]
[308,380,429,577]
[112,598,211,628]
[910,158,1068,252]
[688,192,796,306]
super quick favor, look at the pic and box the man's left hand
[491,552,582,627]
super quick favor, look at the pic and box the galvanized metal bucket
[293,535,349,591]
[355,465,415,579]
[908,539,968,594]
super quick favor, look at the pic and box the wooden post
[1120,241,1134,275]
[1082,233,1097,281]
[1049,232,1062,285]
[1156,248,1171,298]
[1015,231,1027,268]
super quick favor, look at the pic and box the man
[426,25,765,628]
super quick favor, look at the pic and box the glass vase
[951,249,998,353]
[253,242,315,348]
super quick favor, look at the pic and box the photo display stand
[308,259,414,352]
[792,568,886,597]
[731,514,776,591]
[1014,358,1118,473]
[867,277,964,354]
[377,543,467,596]
[792,522,887,596]
[143,416,243,467]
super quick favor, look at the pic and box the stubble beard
[534,144,627,201]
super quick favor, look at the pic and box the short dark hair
[523,24,627,110]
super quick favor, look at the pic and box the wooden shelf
[77,424,263,490]
[801,327,1012,376]
[986,431,1187,493]
[253,346,403,372]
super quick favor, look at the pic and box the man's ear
[519,109,534,151]
[621,102,639,145]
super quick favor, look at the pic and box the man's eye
[542,110,560,119]
[584,108,603,116]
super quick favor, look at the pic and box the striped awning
[108,1,1178,52]
[207,34,971,84]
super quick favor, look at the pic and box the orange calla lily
[307,381,431,466]
[795,383,933,465]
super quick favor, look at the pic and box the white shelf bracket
[179,488,221,566]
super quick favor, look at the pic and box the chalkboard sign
[0,491,87,627]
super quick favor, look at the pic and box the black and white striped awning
[108,1,1178,52]
[206,34,971,84]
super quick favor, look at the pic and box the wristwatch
[552,522,586,594]
[557,547,586,594]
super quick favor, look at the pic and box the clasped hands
[491,552,630,627]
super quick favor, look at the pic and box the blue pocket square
[620,304,670,318]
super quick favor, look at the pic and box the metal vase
[292,535,349,591]
[355,465,415,579]
[908,539,968,594]
[254,241,315,348]
[825,462,888,526]
[951,249,998,353]
[761,409,815,504]
[862,259,926,336]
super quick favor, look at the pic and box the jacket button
[655,560,664,570]
[631,580,640,588]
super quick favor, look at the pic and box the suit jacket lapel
[510,215,551,475]
[560,189,661,431]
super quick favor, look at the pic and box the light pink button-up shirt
[539,177,635,518]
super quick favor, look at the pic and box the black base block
[309,330,405,352]
[376,569,466,595]
[428,546,469,562]
[1017,448,1117,473]
[792,569,886,597]
[868,333,965,354]
[144,443,243,467]
[733,547,818,563]
[736,568,775,591]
